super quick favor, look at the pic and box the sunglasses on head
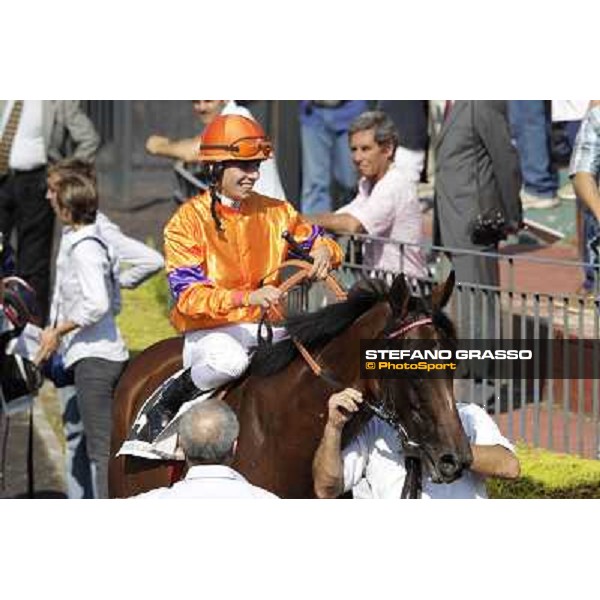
[202,136,273,159]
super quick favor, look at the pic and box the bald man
[134,399,278,499]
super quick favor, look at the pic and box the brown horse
[108,272,472,498]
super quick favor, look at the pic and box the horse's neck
[314,301,391,390]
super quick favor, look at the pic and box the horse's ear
[431,271,455,311]
[389,273,411,318]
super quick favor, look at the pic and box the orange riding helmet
[198,114,273,163]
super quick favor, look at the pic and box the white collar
[218,193,241,210]
[64,222,98,243]
[186,464,246,481]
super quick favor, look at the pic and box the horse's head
[367,272,473,484]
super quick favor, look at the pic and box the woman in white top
[36,171,129,499]
[44,159,163,499]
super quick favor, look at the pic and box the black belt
[0,165,46,181]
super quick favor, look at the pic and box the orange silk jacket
[165,191,343,332]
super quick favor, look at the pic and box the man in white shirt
[305,111,426,279]
[313,388,520,499]
[0,101,100,323]
[135,399,278,499]
[145,100,286,200]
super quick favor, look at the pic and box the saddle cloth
[117,369,216,461]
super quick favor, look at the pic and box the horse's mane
[249,278,390,377]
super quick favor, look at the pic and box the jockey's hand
[34,327,61,365]
[249,285,283,309]
[327,388,363,430]
[309,244,332,280]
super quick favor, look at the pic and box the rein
[258,259,347,386]
[262,265,435,499]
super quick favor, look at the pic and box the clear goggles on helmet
[201,136,273,159]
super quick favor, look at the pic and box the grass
[116,273,174,353]
[488,444,600,498]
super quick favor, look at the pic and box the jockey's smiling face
[219,160,261,201]
[350,128,394,184]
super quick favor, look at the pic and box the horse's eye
[411,378,424,391]
[408,381,422,407]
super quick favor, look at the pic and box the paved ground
[0,384,65,498]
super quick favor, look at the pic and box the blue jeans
[300,103,365,213]
[508,101,558,198]
[59,386,94,499]
[583,209,600,292]
[561,119,598,289]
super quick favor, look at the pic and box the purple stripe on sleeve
[298,225,324,250]
[168,266,212,299]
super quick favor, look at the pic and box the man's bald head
[178,399,240,465]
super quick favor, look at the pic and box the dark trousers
[73,357,127,499]
[0,167,54,323]
[452,249,500,340]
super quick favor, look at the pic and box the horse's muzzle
[436,453,465,484]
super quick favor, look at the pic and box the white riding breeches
[183,323,288,390]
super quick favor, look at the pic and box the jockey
[144,114,343,438]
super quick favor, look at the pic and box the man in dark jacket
[434,100,521,341]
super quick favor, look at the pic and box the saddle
[118,370,230,461]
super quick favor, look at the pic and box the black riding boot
[144,368,200,440]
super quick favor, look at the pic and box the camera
[469,209,507,246]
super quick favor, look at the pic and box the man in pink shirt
[305,110,426,279]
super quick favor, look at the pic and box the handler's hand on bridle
[249,285,284,309]
[309,244,332,280]
[327,388,363,430]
